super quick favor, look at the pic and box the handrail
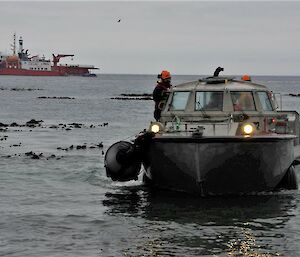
[277,110,300,145]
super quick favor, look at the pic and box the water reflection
[103,187,297,256]
[103,187,295,226]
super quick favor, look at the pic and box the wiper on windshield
[196,101,210,118]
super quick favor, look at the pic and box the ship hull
[0,68,65,76]
[142,136,295,196]
[52,66,96,76]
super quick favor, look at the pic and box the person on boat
[153,70,172,121]
[204,92,223,110]
[232,92,255,111]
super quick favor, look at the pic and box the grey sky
[0,1,300,75]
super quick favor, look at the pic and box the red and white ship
[0,34,98,76]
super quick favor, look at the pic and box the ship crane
[52,54,74,66]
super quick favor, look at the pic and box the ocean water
[1,74,300,257]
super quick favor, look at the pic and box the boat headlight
[149,122,164,133]
[242,123,255,135]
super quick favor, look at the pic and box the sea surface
[1,74,300,257]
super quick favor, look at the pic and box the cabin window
[257,91,273,111]
[231,91,256,111]
[195,91,223,111]
[169,91,190,110]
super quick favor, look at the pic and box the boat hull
[0,68,65,76]
[0,67,97,76]
[142,136,295,196]
[52,66,96,76]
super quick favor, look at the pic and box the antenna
[10,33,16,55]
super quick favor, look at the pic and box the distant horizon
[95,73,300,77]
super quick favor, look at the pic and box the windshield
[257,91,273,111]
[169,91,190,111]
[231,91,256,111]
[195,91,223,111]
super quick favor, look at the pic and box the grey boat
[105,76,300,196]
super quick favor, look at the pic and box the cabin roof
[172,77,268,91]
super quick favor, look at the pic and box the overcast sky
[0,1,300,75]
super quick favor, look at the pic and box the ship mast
[11,33,16,55]
[18,36,23,54]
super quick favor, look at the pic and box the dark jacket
[152,81,171,121]
[153,81,171,108]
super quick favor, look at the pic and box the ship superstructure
[0,34,98,76]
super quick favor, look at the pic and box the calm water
[1,74,300,257]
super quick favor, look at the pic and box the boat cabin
[154,77,300,143]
